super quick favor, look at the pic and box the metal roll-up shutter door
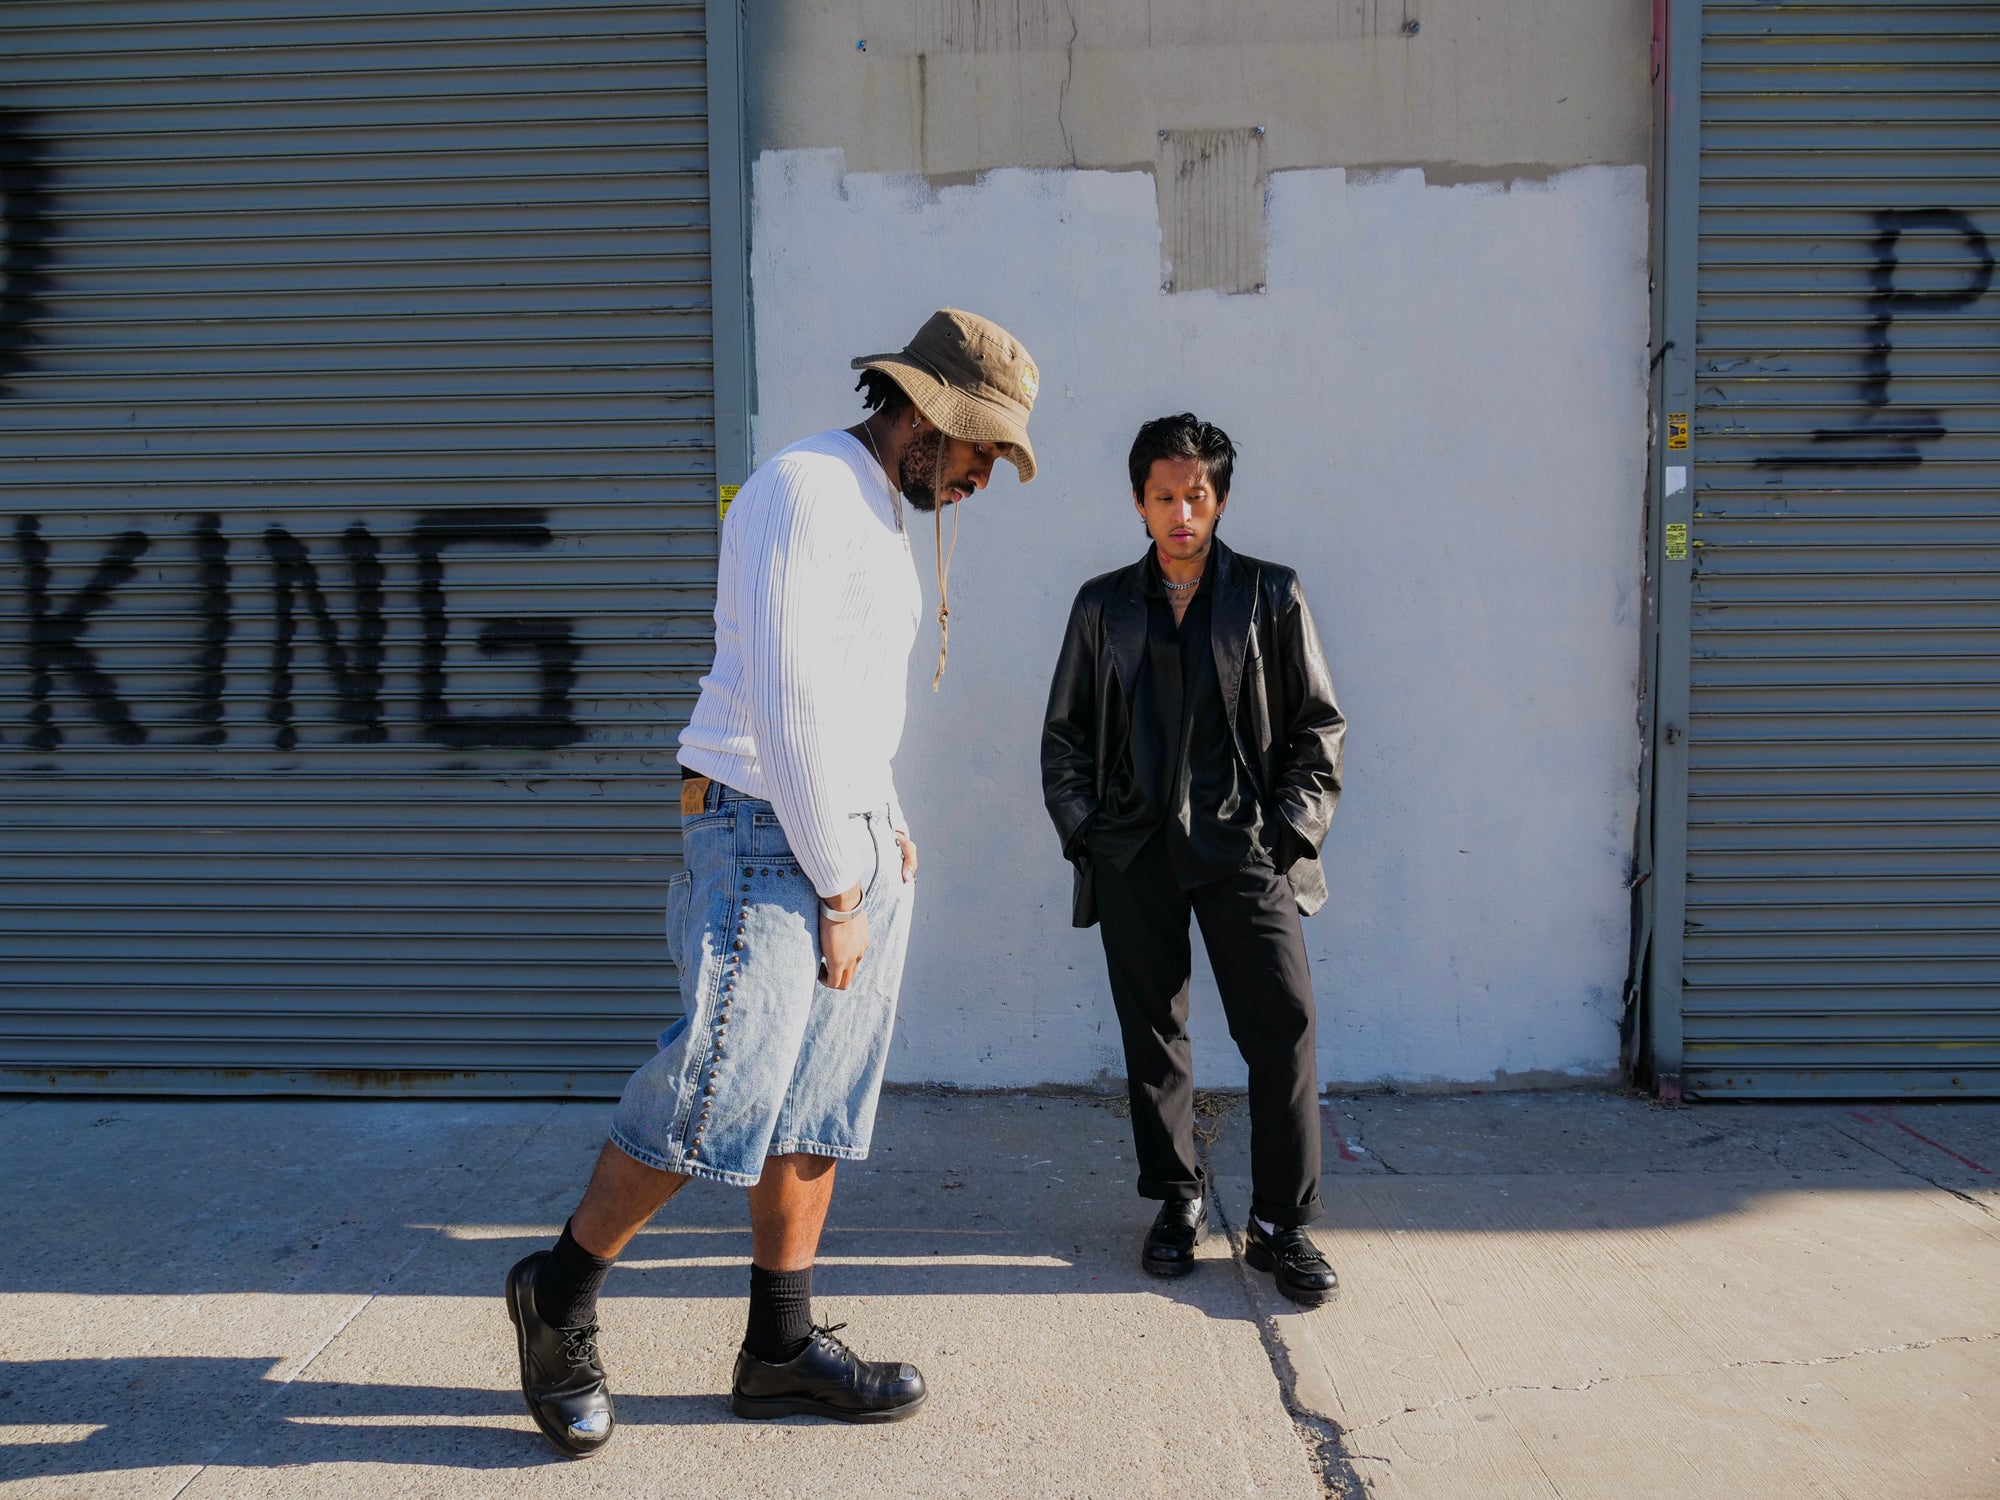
[0,1,718,1094]
[1683,1,2000,1095]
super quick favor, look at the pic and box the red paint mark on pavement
[1876,1108,1991,1175]
[1322,1103,1360,1162]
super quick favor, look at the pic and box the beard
[897,426,949,512]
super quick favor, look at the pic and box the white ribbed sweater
[677,429,921,897]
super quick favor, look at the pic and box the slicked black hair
[856,368,913,415]
[1127,412,1236,499]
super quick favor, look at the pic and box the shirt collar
[1142,543,1217,597]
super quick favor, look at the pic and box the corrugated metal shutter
[1683,0,2000,1095]
[0,1,717,1094]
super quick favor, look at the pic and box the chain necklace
[857,421,901,532]
[1162,576,1201,592]
[858,419,956,688]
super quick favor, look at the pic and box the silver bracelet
[819,898,865,924]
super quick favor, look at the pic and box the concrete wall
[741,0,1655,1090]
[746,0,1651,180]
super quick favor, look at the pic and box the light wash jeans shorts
[610,781,912,1186]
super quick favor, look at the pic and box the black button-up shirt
[1087,548,1268,889]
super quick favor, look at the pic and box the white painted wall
[749,151,1650,1089]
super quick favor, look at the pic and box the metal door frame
[706,0,754,493]
[1636,0,1702,1099]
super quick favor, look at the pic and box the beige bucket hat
[851,308,1040,482]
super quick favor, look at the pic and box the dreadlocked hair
[856,368,914,415]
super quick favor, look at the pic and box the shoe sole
[1243,1241,1338,1307]
[730,1387,929,1424]
[505,1259,613,1459]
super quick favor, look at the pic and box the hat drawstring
[932,497,960,691]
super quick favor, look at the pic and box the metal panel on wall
[1680,1,2000,1095]
[0,1,720,1094]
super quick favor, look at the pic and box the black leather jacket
[1041,539,1346,927]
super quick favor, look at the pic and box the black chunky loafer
[1142,1193,1210,1277]
[1244,1220,1339,1307]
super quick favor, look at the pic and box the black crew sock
[534,1218,615,1331]
[744,1264,815,1364]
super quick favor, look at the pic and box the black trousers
[1093,834,1323,1229]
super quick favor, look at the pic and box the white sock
[1254,1216,1277,1235]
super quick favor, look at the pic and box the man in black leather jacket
[1041,413,1346,1305]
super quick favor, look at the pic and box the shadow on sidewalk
[0,1354,742,1481]
[0,1225,1259,1481]
[2,1093,1994,1487]
[1,1094,1995,1302]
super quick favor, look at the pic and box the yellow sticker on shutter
[1666,413,1689,450]
[1664,522,1688,561]
[719,483,741,520]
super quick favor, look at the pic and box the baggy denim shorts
[610,782,913,1186]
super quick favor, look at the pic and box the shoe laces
[559,1322,601,1367]
[809,1322,853,1362]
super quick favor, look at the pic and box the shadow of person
[0,1356,735,1482]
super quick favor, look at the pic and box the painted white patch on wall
[749,150,1649,1089]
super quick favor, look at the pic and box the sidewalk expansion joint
[1832,1123,1997,1220]
[1346,1332,2000,1436]
[164,1099,568,1497]
[166,1241,431,1500]
[1202,1145,1370,1500]
[1937,1182,1998,1219]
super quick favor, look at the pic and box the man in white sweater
[505,310,1040,1454]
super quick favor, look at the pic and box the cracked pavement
[1211,1092,2000,1498]
[0,1091,1995,1499]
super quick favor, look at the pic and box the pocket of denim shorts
[748,811,801,864]
[663,870,692,972]
[860,814,890,905]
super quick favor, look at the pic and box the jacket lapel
[1210,539,1254,737]
[1104,559,1148,700]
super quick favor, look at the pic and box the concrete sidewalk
[0,1091,1994,1499]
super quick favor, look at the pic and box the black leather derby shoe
[1244,1219,1339,1307]
[505,1251,616,1457]
[1142,1193,1210,1277]
[731,1322,927,1424]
